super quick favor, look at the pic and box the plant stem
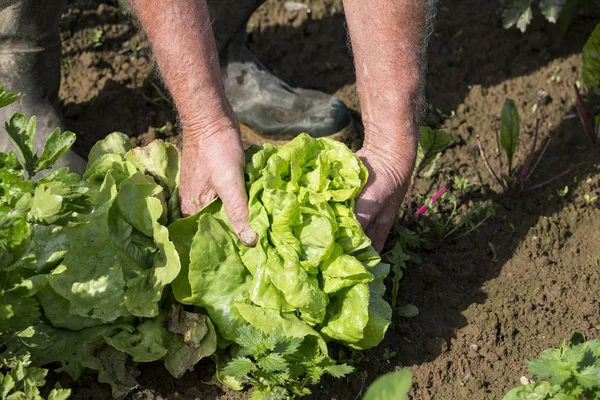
[523,136,551,185]
[494,120,504,176]
[477,135,506,190]
[574,84,597,144]
[516,119,540,187]
[415,184,448,216]
[522,163,584,193]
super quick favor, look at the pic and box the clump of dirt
[55,0,600,399]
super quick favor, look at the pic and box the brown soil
[56,0,600,399]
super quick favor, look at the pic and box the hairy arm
[128,0,257,245]
[343,0,436,250]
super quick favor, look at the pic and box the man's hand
[354,136,416,252]
[180,117,258,246]
[129,0,258,246]
[343,0,435,249]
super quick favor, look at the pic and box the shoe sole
[239,119,356,147]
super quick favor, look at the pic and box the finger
[365,213,395,252]
[216,168,258,247]
[354,188,380,233]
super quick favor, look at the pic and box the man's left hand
[354,141,415,252]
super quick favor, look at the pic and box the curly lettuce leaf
[174,134,391,350]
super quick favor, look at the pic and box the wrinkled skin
[179,115,258,247]
[354,137,415,252]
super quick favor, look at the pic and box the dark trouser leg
[0,0,85,171]
[206,0,265,54]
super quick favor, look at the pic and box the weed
[547,66,562,84]
[91,28,104,48]
[477,99,576,195]
[221,325,353,399]
[583,193,598,205]
[557,186,569,197]
[453,176,472,195]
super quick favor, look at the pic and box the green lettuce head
[170,133,392,350]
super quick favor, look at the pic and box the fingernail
[239,228,258,246]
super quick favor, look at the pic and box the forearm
[128,0,234,140]
[343,0,436,159]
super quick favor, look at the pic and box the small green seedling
[488,242,498,262]
[477,99,574,195]
[583,193,598,205]
[453,176,472,194]
[557,186,569,197]
[548,66,562,84]
[420,192,495,241]
[404,127,451,212]
[91,28,104,48]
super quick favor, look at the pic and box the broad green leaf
[350,263,392,350]
[28,324,121,381]
[86,346,139,400]
[84,132,136,186]
[234,324,277,356]
[320,283,370,344]
[36,284,104,330]
[171,210,251,341]
[48,388,72,400]
[11,222,67,273]
[583,24,600,93]
[46,171,180,324]
[34,128,76,173]
[363,369,413,400]
[124,139,181,222]
[222,357,255,379]
[104,318,170,362]
[500,99,520,170]
[0,213,31,268]
[415,127,451,173]
[5,113,36,175]
[29,185,63,223]
[258,353,287,373]
[0,85,20,108]
[577,365,600,389]
[398,304,419,318]
[324,364,354,378]
[539,0,567,23]
[501,0,533,32]
[503,381,555,400]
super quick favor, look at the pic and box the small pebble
[520,376,530,385]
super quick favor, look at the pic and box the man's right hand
[179,115,258,247]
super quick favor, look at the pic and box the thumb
[216,169,258,247]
